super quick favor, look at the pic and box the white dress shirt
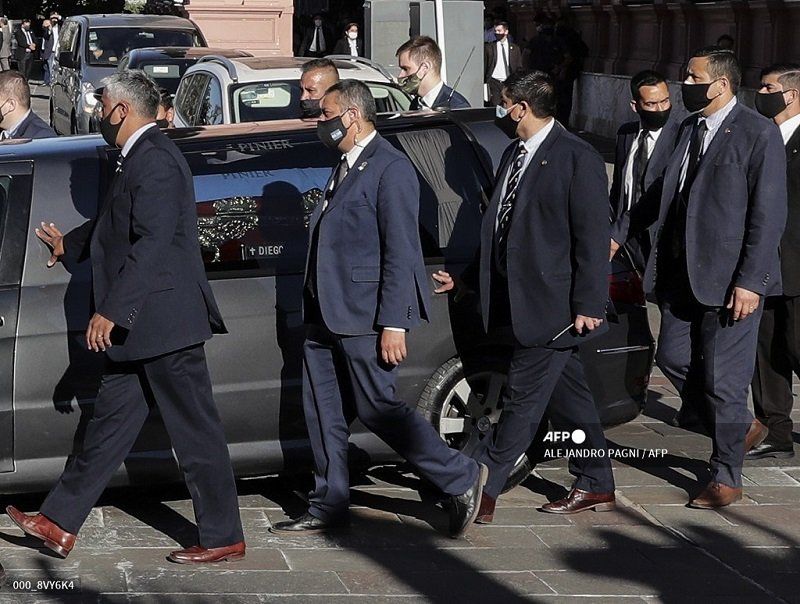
[348,38,358,56]
[623,127,663,210]
[496,118,556,225]
[491,39,510,82]
[421,80,445,109]
[679,96,737,190]
[23,29,33,50]
[779,113,800,145]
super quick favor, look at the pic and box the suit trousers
[655,291,761,488]
[488,78,505,107]
[17,53,33,80]
[751,295,799,448]
[302,323,479,522]
[474,343,615,499]
[40,344,244,548]
[0,58,9,71]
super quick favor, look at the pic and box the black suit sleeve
[608,131,626,219]
[570,148,611,318]
[610,174,663,245]
[96,149,182,328]
[62,219,95,265]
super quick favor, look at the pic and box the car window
[232,82,299,123]
[86,28,202,66]
[58,21,79,55]
[0,170,33,286]
[368,84,411,112]
[176,73,209,126]
[181,134,340,278]
[197,76,224,126]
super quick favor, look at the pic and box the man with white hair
[5,70,245,564]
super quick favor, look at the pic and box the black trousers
[487,78,505,106]
[302,323,479,522]
[40,344,244,548]
[474,342,615,499]
[656,289,760,488]
[17,53,33,81]
[751,295,799,448]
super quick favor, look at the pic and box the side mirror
[58,51,75,69]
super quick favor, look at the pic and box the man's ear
[630,100,639,114]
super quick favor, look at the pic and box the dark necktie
[316,27,325,53]
[410,96,422,111]
[629,130,650,210]
[682,118,708,194]
[495,142,528,272]
[324,155,348,210]
[501,43,510,79]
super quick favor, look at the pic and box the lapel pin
[725,128,732,134]
[541,160,548,165]
[358,161,368,171]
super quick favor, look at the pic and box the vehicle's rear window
[87,28,202,66]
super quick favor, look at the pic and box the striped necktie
[495,142,528,271]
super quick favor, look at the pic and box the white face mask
[347,31,358,40]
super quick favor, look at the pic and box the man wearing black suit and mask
[5,71,245,564]
[0,71,56,140]
[435,71,615,521]
[748,63,800,460]
[14,20,36,81]
[609,70,680,274]
[300,14,333,58]
[484,21,522,106]
[611,48,787,508]
[396,36,470,110]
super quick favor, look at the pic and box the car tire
[416,356,533,494]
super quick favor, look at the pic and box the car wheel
[416,356,533,494]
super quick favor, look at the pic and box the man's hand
[574,315,604,334]
[609,238,621,262]
[35,222,65,267]
[86,313,115,352]
[727,287,761,322]
[380,329,407,366]
[432,270,471,302]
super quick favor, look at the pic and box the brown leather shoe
[475,492,496,524]
[688,482,742,509]
[5,506,76,558]
[539,489,616,514]
[745,419,769,452]
[168,541,246,564]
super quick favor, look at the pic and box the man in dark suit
[0,71,56,139]
[748,63,800,460]
[332,22,363,57]
[609,70,680,273]
[611,47,787,508]
[434,71,615,520]
[300,14,333,58]
[14,20,36,81]
[484,21,522,106]
[270,80,487,538]
[396,36,470,110]
[299,58,339,121]
[5,71,245,563]
[40,18,55,85]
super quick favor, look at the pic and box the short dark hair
[301,58,339,81]
[717,34,734,44]
[324,79,377,124]
[630,70,668,101]
[158,87,173,110]
[396,36,442,74]
[494,20,509,30]
[502,70,556,119]
[344,22,358,32]
[21,19,31,25]
[691,46,742,93]
[0,71,30,109]
[761,63,800,93]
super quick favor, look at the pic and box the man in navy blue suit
[611,47,788,508]
[609,70,680,274]
[396,36,470,110]
[434,71,615,521]
[6,71,244,563]
[270,79,487,538]
[0,71,56,140]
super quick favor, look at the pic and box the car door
[0,162,34,473]
[174,72,209,127]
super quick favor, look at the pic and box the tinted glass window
[87,28,201,66]
[59,21,79,55]
[176,73,208,126]
[197,76,224,126]
[182,135,340,278]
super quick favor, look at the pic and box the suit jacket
[484,41,523,83]
[478,122,610,347]
[779,125,800,296]
[14,29,35,61]
[332,37,363,57]
[41,30,55,60]
[432,85,470,110]
[304,133,430,335]
[10,111,57,139]
[300,25,333,56]
[612,102,788,306]
[0,27,9,59]
[63,126,226,362]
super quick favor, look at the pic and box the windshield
[87,28,202,66]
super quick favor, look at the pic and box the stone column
[185,0,294,56]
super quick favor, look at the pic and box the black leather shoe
[269,512,347,534]
[449,463,488,539]
[745,442,795,460]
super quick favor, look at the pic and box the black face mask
[99,103,125,147]
[300,98,322,119]
[317,113,350,149]
[755,90,787,119]
[155,118,170,129]
[638,106,671,131]
[681,81,717,113]
[494,104,520,139]
[0,100,11,126]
